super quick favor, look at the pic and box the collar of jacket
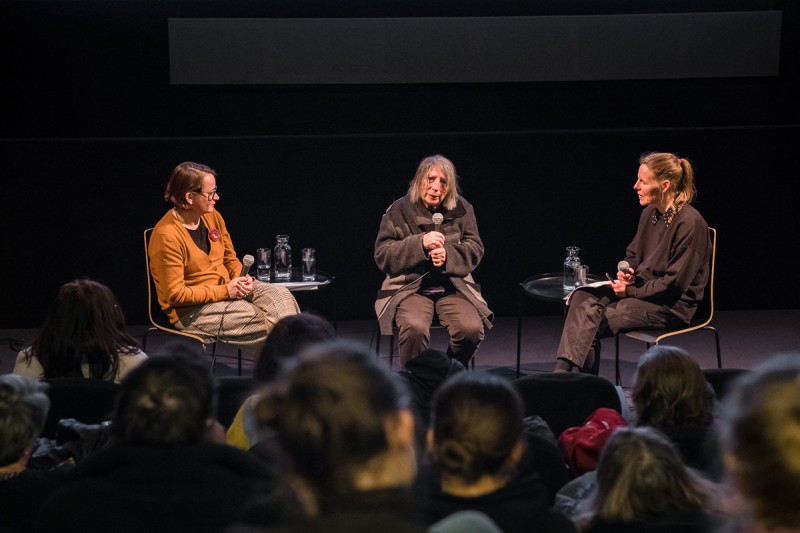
[401,196,467,231]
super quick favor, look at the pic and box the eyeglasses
[193,187,218,201]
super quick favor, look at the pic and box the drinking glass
[256,248,271,281]
[301,248,316,281]
[575,265,589,287]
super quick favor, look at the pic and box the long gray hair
[407,154,461,210]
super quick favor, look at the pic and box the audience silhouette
[556,345,726,521]
[721,352,800,533]
[247,339,425,532]
[13,278,147,383]
[4,286,795,533]
[0,374,71,532]
[36,345,283,533]
[581,426,718,532]
[413,370,576,532]
[225,312,336,450]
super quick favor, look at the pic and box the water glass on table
[575,265,589,287]
[256,248,271,281]
[301,248,316,281]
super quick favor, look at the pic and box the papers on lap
[564,281,612,305]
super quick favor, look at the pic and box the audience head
[639,151,696,210]
[111,344,215,446]
[408,154,461,211]
[251,339,414,505]
[429,371,524,487]
[633,345,715,428]
[591,426,709,523]
[0,374,50,468]
[254,312,336,382]
[29,277,140,380]
[722,352,800,530]
[164,161,217,209]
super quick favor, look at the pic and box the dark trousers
[556,287,679,371]
[394,292,484,367]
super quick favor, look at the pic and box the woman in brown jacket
[374,154,492,369]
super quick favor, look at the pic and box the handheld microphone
[240,254,254,277]
[432,212,443,233]
[617,260,631,273]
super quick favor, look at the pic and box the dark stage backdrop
[2,0,798,329]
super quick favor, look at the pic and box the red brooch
[209,229,220,242]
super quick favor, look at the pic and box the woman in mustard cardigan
[148,161,299,355]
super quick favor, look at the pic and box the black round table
[521,272,573,303]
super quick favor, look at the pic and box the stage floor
[3,309,798,389]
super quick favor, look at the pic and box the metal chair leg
[210,342,219,373]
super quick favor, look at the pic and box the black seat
[702,367,751,401]
[512,372,622,438]
[41,378,120,439]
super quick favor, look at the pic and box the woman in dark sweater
[554,152,711,373]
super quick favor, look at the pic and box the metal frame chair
[614,227,721,386]
[143,228,245,375]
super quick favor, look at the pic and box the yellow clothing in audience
[226,394,258,450]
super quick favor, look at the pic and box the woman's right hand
[617,268,635,284]
[423,231,445,250]
[227,277,252,299]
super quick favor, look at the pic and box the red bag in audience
[558,407,627,476]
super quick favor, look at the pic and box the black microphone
[432,212,443,233]
[617,260,631,273]
[240,254,254,277]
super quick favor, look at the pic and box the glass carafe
[274,234,292,280]
[563,246,581,292]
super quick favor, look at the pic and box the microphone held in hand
[617,260,630,273]
[240,254,254,277]
[432,212,444,233]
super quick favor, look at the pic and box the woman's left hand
[429,246,446,268]
[610,280,627,297]
[611,268,634,297]
[233,276,253,299]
